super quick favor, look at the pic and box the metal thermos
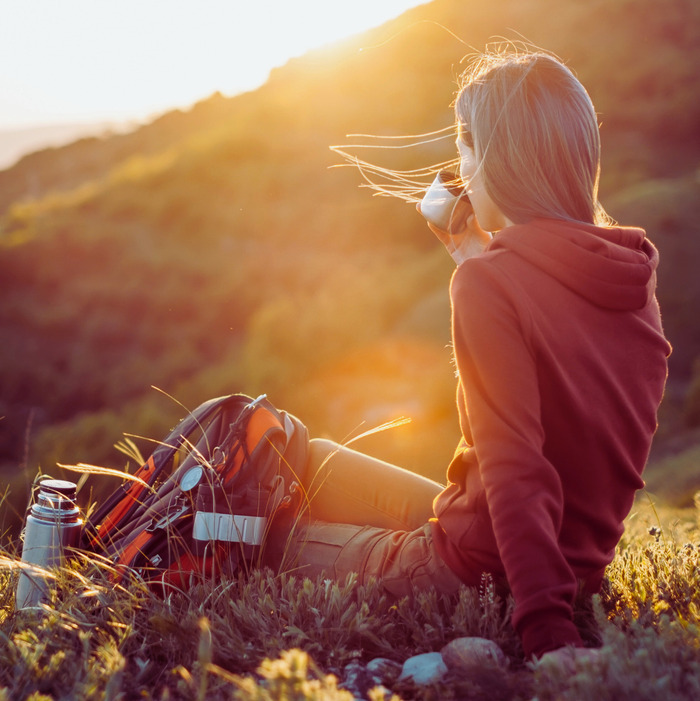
[15,479,82,609]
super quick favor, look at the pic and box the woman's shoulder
[450,248,516,304]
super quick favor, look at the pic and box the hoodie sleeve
[450,256,584,657]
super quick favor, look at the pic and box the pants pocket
[292,521,462,598]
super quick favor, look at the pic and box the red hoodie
[431,218,671,658]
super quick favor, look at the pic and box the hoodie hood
[487,218,659,311]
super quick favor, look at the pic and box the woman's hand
[417,200,492,265]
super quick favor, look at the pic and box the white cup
[420,170,471,233]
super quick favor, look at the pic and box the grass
[1,473,699,699]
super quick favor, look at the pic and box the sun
[0,0,426,128]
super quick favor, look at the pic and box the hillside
[1,0,699,524]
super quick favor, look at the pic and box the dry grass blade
[113,437,146,467]
[344,416,413,445]
[57,462,153,490]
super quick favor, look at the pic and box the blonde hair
[456,49,610,225]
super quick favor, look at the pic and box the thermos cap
[38,479,77,499]
[32,479,80,517]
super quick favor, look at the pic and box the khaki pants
[280,439,462,598]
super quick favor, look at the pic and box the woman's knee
[307,438,342,480]
[309,438,341,462]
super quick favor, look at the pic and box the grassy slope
[0,499,698,699]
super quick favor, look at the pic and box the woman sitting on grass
[273,46,671,667]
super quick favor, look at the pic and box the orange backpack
[81,393,308,589]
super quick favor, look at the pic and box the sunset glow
[0,0,426,129]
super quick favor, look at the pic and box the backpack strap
[82,394,253,551]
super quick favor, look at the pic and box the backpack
[80,393,309,589]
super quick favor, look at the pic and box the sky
[0,0,427,130]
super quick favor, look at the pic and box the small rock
[341,659,374,699]
[399,651,448,685]
[366,657,402,686]
[441,637,507,671]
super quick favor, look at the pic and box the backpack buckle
[147,500,189,532]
